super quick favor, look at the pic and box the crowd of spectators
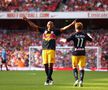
[0,28,107,69]
[0,0,61,12]
[0,0,108,12]
[61,0,108,11]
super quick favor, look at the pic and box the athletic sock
[48,63,53,80]
[73,68,78,81]
[44,64,49,80]
[48,68,53,80]
[80,70,84,82]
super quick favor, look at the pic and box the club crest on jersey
[43,31,56,41]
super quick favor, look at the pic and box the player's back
[70,32,92,55]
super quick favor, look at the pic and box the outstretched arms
[23,16,39,31]
[60,19,77,32]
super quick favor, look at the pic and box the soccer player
[0,48,9,71]
[23,16,76,85]
[60,22,93,87]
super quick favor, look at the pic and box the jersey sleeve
[67,35,74,42]
[38,27,45,34]
[54,29,61,36]
[86,33,93,42]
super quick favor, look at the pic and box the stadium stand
[0,0,108,12]
[0,0,107,70]
[0,27,107,69]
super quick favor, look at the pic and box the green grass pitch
[0,70,108,90]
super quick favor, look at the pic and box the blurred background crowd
[0,0,107,70]
[0,0,108,12]
[0,19,107,69]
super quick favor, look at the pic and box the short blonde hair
[75,22,83,30]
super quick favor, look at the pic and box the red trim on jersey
[43,33,56,40]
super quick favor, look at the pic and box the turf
[0,70,108,90]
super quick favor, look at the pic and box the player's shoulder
[52,28,61,34]
[73,32,84,36]
[69,32,77,37]
[79,32,87,36]
[39,27,46,33]
[53,28,60,32]
[73,31,76,34]
[74,32,88,38]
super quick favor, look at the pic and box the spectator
[0,0,108,12]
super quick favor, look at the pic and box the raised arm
[60,19,76,32]
[87,33,94,41]
[23,16,39,31]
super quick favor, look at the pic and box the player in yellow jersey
[23,17,76,85]
[60,22,93,87]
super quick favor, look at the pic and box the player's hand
[23,16,28,21]
[60,38,67,43]
[87,33,93,39]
